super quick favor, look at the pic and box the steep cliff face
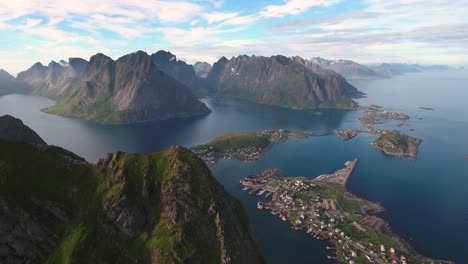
[97,147,263,263]
[16,62,48,90]
[311,57,384,80]
[16,58,88,98]
[0,115,46,145]
[0,121,263,264]
[45,51,211,124]
[151,51,209,95]
[206,55,363,109]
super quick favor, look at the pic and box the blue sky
[1,0,467,74]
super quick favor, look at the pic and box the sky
[1,0,468,75]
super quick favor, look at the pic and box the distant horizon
[1,0,468,74]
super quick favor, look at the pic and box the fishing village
[240,160,445,264]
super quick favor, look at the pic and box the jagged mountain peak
[152,50,177,62]
[89,53,113,63]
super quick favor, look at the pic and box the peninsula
[192,129,309,165]
[241,161,453,264]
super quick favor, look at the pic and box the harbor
[239,160,445,264]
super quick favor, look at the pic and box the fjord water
[1,71,467,263]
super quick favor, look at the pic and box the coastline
[241,161,455,264]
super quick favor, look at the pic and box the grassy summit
[0,140,263,264]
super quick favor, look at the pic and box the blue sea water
[0,70,467,263]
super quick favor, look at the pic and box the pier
[313,159,358,186]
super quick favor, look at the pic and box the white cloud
[1,0,468,73]
[260,0,341,18]
[203,12,239,24]
[156,26,239,45]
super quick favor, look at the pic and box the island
[333,129,360,140]
[241,161,453,264]
[359,106,409,129]
[372,132,422,160]
[464,155,468,160]
[354,106,422,159]
[192,129,309,165]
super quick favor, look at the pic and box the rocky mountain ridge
[206,55,364,109]
[151,50,207,94]
[19,51,212,124]
[0,117,263,263]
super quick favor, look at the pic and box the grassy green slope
[372,133,415,154]
[0,141,263,263]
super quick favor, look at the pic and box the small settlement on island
[240,160,432,264]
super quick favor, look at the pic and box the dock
[342,159,358,186]
[313,159,359,186]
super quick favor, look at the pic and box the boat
[242,187,249,191]
[265,192,272,198]
[257,189,266,196]
[464,155,468,160]
[257,202,264,209]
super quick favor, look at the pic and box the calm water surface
[1,71,467,263]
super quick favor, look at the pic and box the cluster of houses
[193,145,265,166]
[242,173,413,264]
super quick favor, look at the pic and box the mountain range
[0,115,264,263]
[370,63,451,77]
[11,50,366,124]
[9,50,453,124]
[206,55,364,109]
[17,51,211,124]
[311,57,385,80]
